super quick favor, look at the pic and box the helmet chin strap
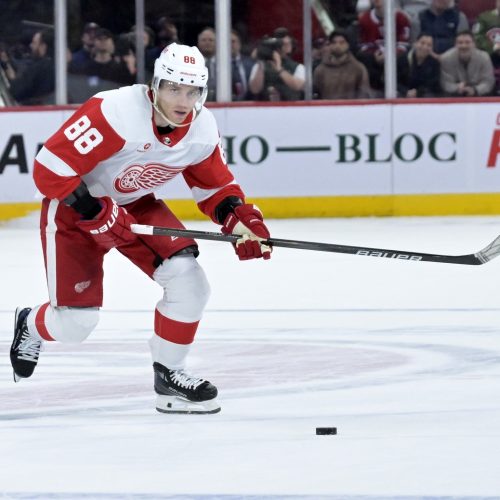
[152,88,200,129]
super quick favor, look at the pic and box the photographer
[248,31,305,101]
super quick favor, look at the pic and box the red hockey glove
[77,196,137,250]
[221,204,272,260]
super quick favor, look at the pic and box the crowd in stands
[0,0,499,105]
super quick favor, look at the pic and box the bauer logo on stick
[316,427,337,435]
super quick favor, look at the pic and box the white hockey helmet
[152,43,208,119]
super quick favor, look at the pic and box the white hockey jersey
[34,84,244,221]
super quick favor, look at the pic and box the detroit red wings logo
[114,163,182,193]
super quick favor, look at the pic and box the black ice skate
[153,362,220,414]
[10,307,43,382]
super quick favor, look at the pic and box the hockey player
[10,43,272,414]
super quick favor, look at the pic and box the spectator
[114,32,137,76]
[197,27,216,101]
[274,27,306,92]
[71,22,99,72]
[248,29,305,101]
[231,29,256,100]
[476,2,500,95]
[313,30,371,99]
[440,31,495,96]
[147,17,179,66]
[93,29,136,84]
[358,48,410,97]
[357,0,411,96]
[272,27,298,60]
[406,33,441,96]
[417,0,469,54]
[312,37,328,71]
[128,25,157,75]
[473,0,500,54]
[399,0,433,41]
[7,29,55,105]
[358,0,412,55]
[358,0,434,17]
[70,27,135,102]
[400,0,432,20]
[155,16,179,50]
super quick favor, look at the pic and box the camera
[256,37,282,61]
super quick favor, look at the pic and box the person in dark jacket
[406,33,441,97]
[231,29,256,101]
[417,0,469,54]
[71,22,99,72]
[73,28,136,86]
[8,29,55,105]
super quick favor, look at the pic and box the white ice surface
[1,213,500,499]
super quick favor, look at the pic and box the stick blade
[475,234,500,264]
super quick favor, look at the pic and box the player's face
[157,81,202,124]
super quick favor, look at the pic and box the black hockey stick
[130,224,500,265]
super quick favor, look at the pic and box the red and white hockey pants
[27,194,210,369]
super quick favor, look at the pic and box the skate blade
[155,394,221,414]
[12,307,23,384]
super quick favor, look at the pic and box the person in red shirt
[9,43,272,415]
[357,0,412,96]
[358,0,411,54]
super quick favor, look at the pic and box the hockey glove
[221,204,272,260]
[77,196,137,250]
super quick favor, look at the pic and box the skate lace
[170,370,204,390]
[17,331,43,362]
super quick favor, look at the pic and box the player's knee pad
[153,254,210,321]
[50,306,99,343]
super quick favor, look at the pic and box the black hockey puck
[316,427,337,435]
